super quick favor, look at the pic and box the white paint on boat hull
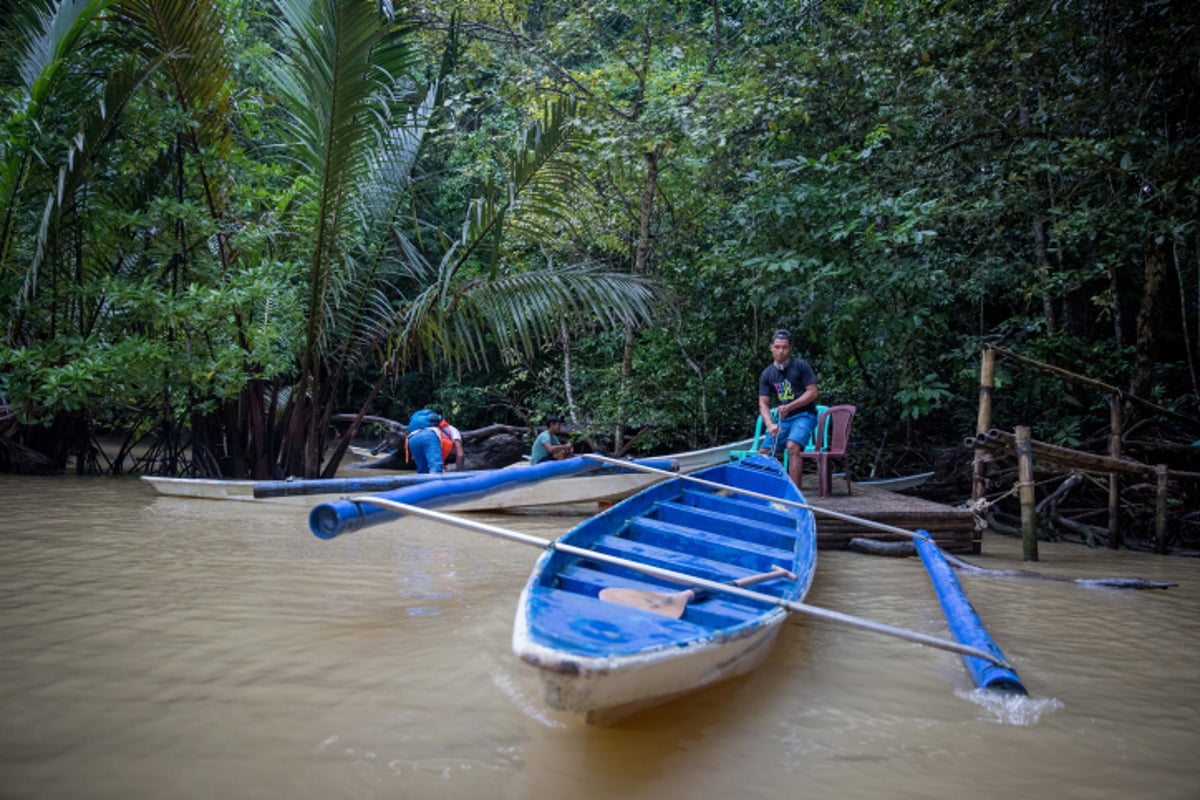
[512,605,788,723]
[140,438,756,511]
[142,476,258,501]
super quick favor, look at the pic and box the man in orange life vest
[405,410,465,473]
[435,418,465,471]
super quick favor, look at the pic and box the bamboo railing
[972,344,1196,557]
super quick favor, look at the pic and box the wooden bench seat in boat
[649,500,799,551]
[676,488,802,530]
[591,533,791,585]
[625,517,796,573]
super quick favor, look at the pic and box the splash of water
[959,687,1065,726]
[491,665,566,729]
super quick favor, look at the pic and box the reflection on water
[0,475,1197,799]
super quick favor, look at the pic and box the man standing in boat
[758,329,819,488]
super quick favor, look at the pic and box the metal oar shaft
[582,454,931,542]
[355,496,1011,669]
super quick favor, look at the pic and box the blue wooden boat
[320,455,1017,721]
[511,454,816,722]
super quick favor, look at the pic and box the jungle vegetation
[1,0,1197,543]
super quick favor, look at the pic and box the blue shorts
[761,411,817,454]
[407,428,444,474]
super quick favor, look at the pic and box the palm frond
[8,0,239,329]
[16,53,162,322]
[268,0,416,190]
[109,0,235,162]
[11,0,110,107]
[267,0,419,369]
[1,0,112,278]
[315,78,440,386]
[391,263,659,374]
[358,82,438,235]
[380,92,663,375]
[456,96,589,275]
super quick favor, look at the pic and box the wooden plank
[803,481,978,554]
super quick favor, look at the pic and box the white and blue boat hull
[512,455,816,722]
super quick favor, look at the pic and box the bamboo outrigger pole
[352,495,1013,669]
[578,455,1025,691]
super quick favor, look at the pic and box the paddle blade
[598,567,795,618]
[597,587,693,618]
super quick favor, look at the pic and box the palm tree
[0,0,661,478]
[0,0,219,470]
[265,0,661,478]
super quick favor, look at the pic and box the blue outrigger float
[317,453,1021,722]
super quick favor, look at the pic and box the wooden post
[1155,464,1169,554]
[1108,394,1122,549]
[1016,425,1038,562]
[972,347,996,504]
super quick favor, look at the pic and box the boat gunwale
[515,456,817,659]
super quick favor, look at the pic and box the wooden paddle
[598,565,797,619]
[350,496,1013,668]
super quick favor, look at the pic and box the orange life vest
[403,424,453,464]
[436,421,455,460]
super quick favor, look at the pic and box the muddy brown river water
[0,475,1197,799]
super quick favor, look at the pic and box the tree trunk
[1033,217,1057,334]
[1109,264,1123,348]
[1172,238,1200,404]
[616,144,662,448]
[319,370,389,479]
[561,321,578,424]
[1019,86,1057,336]
[1130,242,1167,401]
[677,332,706,447]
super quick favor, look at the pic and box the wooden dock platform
[801,481,980,554]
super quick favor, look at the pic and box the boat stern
[512,598,787,722]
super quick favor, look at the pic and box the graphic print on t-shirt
[773,373,795,403]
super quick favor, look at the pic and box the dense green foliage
[1,0,1197,489]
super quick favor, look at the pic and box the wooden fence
[971,344,1198,559]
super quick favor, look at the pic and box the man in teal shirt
[530,415,574,464]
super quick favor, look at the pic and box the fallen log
[460,424,527,444]
[332,413,525,441]
[334,414,531,471]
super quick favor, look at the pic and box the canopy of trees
[2,1,1197,517]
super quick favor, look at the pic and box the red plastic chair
[796,404,856,497]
